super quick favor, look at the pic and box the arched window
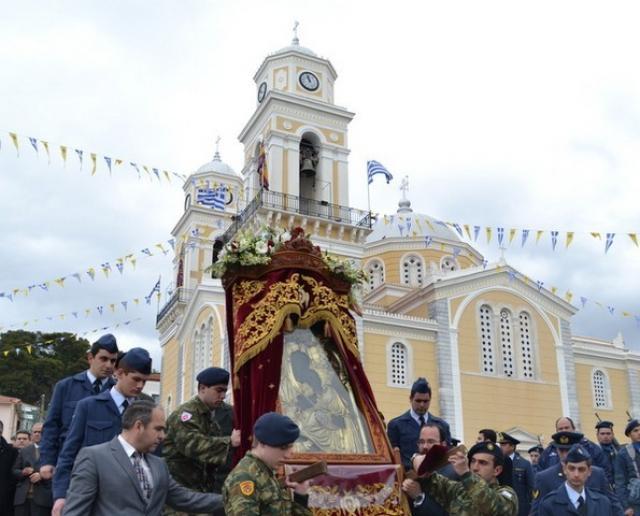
[519,311,535,378]
[192,318,214,395]
[390,342,408,386]
[499,309,515,377]
[366,260,384,291]
[592,369,610,408]
[479,305,495,374]
[440,256,459,273]
[402,254,424,287]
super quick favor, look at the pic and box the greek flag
[367,160,393,184]
[197,187,226,211]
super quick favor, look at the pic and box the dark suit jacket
[40,371,115,467]
[538,484,613,516]
[11,444,52,508]
[387,411,451,470]
[63,437,222,516]
[539,439,610,480]
[0,437,18,516]
[412,463,458,516]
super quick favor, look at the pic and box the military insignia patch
[499,489,513,499]
[533,489,539,499]
[239,480,255,496]
[180,411,192,422]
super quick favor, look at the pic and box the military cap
[551,431,583,449]
[595,420,614,430]
[566,444,591,463]
[118,347,152,375]
[196,367,229,386]
[625,418,640,437]
[467,440,505,465]
[411,377,430,394]
[93,333,118,353]
[450,437,461,447]
[254,412,300,447]
[498,432,520,446]
[528,445,544,454]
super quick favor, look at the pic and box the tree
[0,331,90,405]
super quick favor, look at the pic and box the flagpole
[366,163,372,226]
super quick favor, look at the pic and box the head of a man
[251,412,300,470]
[409,378,431,416]
[528,446,543,465]
[595,421,615,446]
[562,445,592,492]
[196,367,229,409]
[477,429,497,444]
[31,423,43,444]
[552,431,583,462]
[625,419,640,443]
[87,334,119,380]
[498,432,520,457]
[417,423,447,454]
[555,417,576,432]
[14,430,30,448]
[122,401,165,453]
[115,348,151,398]
[467,442,503,483]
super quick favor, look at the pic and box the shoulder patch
[180,411,192,422]
[499,489,513,499]
[239,480,255,496]
[532,489,539,499]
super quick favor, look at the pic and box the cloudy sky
[1,0,640,369]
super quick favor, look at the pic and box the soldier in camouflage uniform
[163,367,241,516]
[222,412,311,516]
[416,440,518,516]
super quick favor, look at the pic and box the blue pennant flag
[607,306,615,315]
[140,248,152,256]
[152,168,160,181]
[551,231,559,251]
[367,160,393,184]
[580,296,588,308]
[473,225,481,242]
[425,235,433,247]
[72,311,78,318]
[453,247,461,258]
[121,301,128,311]
[196,187,226,211]
[168,238,175,250]
[605,233,615,253]
[536,280,544,291]
[130,162,141,178]
[635,315,640,328]
[521,229,530,247]
[482,259,488,269]
[452,223,463,237]
[145,277,161,304]
[405,217,412,232]
[497,227,505,246]
[28,137,38,153]
[507,270,517,282]
[75,149,83,169]
[104,156,112,174]
[97,306,103,315]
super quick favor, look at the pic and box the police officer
[163,367,240,516]
[596,420,619,486]
[51,347,152,516]
[39,334,118,479]
[499,432,534,516]
[614,418,640,516]
[222,412,311,515]
[538,444,615,515]
[416,441,518,515]
[528,445,544,474]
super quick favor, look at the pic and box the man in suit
[0,419,19,516]
[11,423,52,516]
[63,400,222,516]
[402,422,459,515]
[387,377,451,470]
[52,347,151,516]
[499,432,534,516]
[40,334,118,479]
[531,431,622,516]
[614,418,640,516]
[538,444,615,515]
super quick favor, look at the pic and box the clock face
[257,81,267,103]
[299,71,319,91]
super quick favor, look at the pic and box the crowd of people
[0,335,639,515]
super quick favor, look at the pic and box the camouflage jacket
[222,452,311,516]
[163,397,233,493]
[420,470,518,516]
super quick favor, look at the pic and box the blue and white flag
[197,187,226,211]
[367,160,393,184]
[145,277,161,304]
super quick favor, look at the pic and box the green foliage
[0,331,90,404]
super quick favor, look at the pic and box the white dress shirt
[410,409,429,426]
[564,482,586,509]
[117,435,153,488]
[86,370,108,388]
[110,386,134,414]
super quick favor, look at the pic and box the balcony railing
[222,190,372,243]
[156,287,192,324]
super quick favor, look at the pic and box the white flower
[280,231,291,243]
[255,241,269,254]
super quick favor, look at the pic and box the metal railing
[156,287,192,324]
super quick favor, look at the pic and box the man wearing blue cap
[596,420,619,486]
[222,412,311,515]
[39,334,119,479]
[163,367,240,515]
[387,377,451,470]
[528,445,544,474]
[614,418,640,516]
[499,432,534,516]
[538,444,614,515]
[51,347,152,516]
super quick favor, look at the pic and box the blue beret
[118,347,152,375]
[498,432,520,446]
[551,431,583,449]
[411,377,430,395]
[196,367,229,386]
[254,412,300,447]
[468,441,504,465]
[93,334,118,353]
[566,444,591,463]
[528,445,544,454]
[625,419,640,437]
[595,420,614,430]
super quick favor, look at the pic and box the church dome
[195,149,240,179]
[272,25,317,57]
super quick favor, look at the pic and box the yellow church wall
[406,305,427,318]
[160,336,179,409]
[574,362,631,432]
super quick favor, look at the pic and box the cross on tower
[400,175,409,200]
[292,21,300,45]
[214,136,221,159]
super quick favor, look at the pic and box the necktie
[132,452,152,500]
[121,400,129,413]
[577,495,586,515]
[92,379,101,394]
[419,415,425,428]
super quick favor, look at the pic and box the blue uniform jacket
[387,410,451,470]
[613,445,640,513]
[52,389,122,500]
[600,443,619,486]
[40,371,115,467]
[538,483,614,516]
[539,439,610,480]
[532,462,622,516]
[511,452,535,516]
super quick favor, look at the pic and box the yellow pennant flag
[26,345,32,354]
[464,224,472,240]
[622,311,632,317]
[595,301,604,310]
[109,304,115,312]
[13,288,20,296]
[59,314,65,320]
[85,309,91,317]
[424,218,435,232]
[551,286,558,295]
[41,141,50,163]
[22,288,29,296]
[133,298,140,305]
[590,232,601,240]
[440,243,445,251]
[509,228,517,244]
[9,132,19,155]
[486,227,492,244]
[130,257,137,269]
[101,266,110,278]
[91,153,97,175]
[60,145,68,164]
[629,233,639,247]
[383,215,389,225]
[415,219,423,232]
[565,291,573,303]
[115,159,123,167]
[536,230,544,244]
[143,166,151,178]
[163,170,171,182]
[565,232,574,248]
[54,277,65,288]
